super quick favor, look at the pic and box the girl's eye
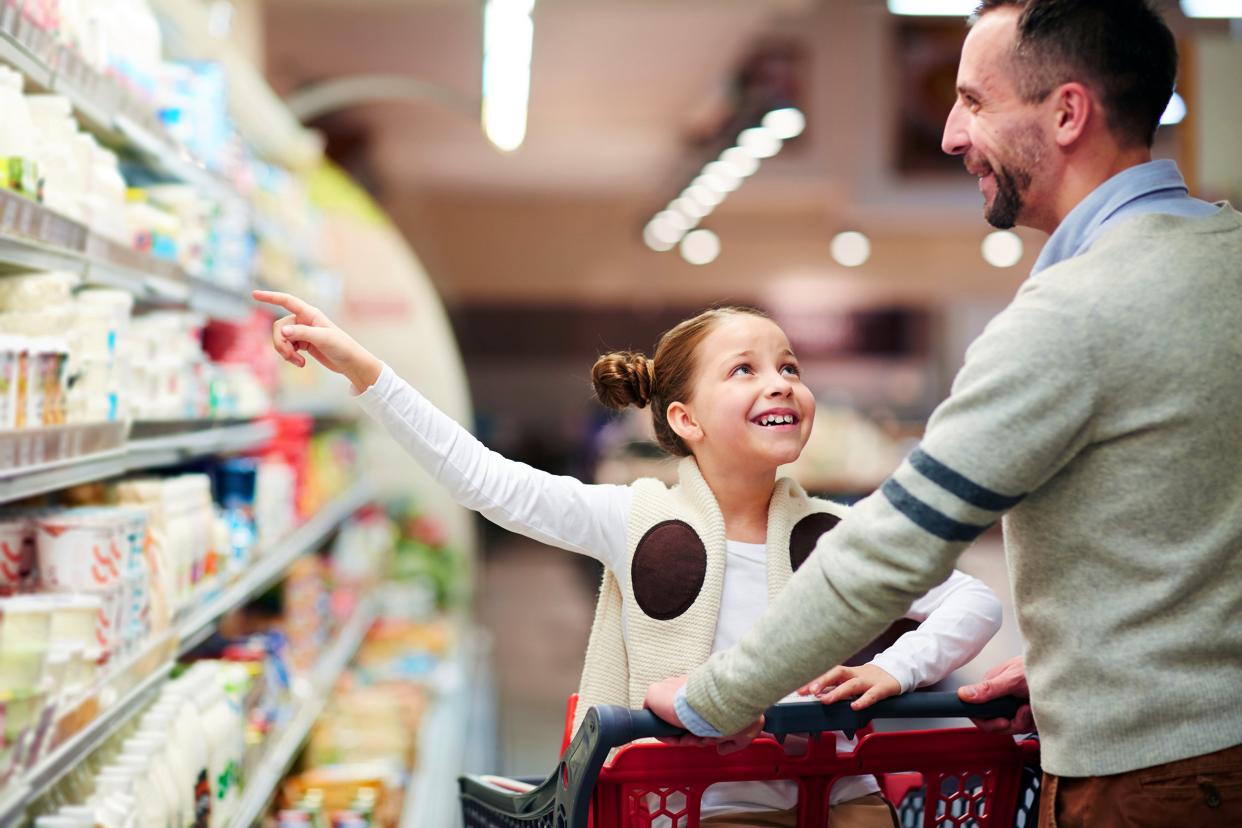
[730,364,753,377]
[781,364,800,377]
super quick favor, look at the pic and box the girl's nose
[767,376,793,397]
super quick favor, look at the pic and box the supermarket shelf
[0,484,374,825]
[176,481,376,656]
[0,420,274,505]
[0,188,253,321]
[0,636,177,828]
[401,630,493,828]
[150,0,323,172]
[0,13,234,200]
[228,597,379,828]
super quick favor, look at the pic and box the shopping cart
[459,692,1040,828]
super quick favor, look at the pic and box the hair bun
[592,351,655,410]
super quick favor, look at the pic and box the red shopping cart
[459,692,1040,828]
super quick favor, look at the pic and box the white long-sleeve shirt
[356,364,1003,810]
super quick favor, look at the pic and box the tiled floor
[475,533,1023,775]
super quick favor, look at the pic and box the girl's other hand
[252,290,382,392]
[797,663,901,711]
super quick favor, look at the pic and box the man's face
[942,8,1052,231]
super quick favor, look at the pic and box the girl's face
[669,314,815,473]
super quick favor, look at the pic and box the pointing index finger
[252,290,319,321]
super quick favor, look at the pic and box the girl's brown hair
[591,306,770,456]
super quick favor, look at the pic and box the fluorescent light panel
[887,0,977,15]
[482,0,535,152]
[1180,0,1242,17]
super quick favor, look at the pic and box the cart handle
[626,690,1027,741]
[459,693,1026,828]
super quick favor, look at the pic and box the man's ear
[1051,82,1093,148]
[667,401,703,446]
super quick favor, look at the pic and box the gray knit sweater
[686,205,1242,776]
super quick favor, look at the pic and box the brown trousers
[700,792,897,827]
[1040,742,1242,828]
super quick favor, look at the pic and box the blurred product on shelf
[0,65,41,200]
[26,656,263,828]
[280,617,453,828]
[386,501,467,617]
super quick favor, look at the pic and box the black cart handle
[624,691,1026,741]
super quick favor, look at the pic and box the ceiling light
[658,209,693,232]
[887,0,977,14]
[981,230,1024,268]
[718,147,761,178]
[482,0,536,152]
[830,231,871,267]
[1180,0,1242,17]
[738,126,782,159]
[695,170,741,194]
[762,107,806,140]
[643,220,679,251]
[680,229,721,265]
[685,184,725,207]
[1160,92,1187,126]
[673,197,710,219]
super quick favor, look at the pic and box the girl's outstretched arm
[255,290,631,570]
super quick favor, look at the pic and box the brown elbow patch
[631,520,707,621]
[789,512,842,572]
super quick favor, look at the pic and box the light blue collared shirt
[1031,159,1217,274]
[673,160,1217,740]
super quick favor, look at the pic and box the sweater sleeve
[684,291,1097,736]
[868,569,1003,693]
[354,364,632,571]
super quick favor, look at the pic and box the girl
[255,290,1002,828]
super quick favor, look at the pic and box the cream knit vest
[572,456,848,736]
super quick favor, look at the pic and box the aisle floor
[476,533,1022,776]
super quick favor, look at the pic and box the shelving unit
[0,420,276,505]
[176,481,375,656]
[401,630,495,828]
[228,597,379,828]
[0,187,252,321]
[0,484,375,827]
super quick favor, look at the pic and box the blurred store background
[0,0,1237,824]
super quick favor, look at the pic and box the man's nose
[942,99,969,156]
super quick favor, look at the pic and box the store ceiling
[264,0,824,198]
[261,0,1046,309]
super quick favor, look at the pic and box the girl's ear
[667,400,703,446]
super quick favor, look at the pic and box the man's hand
[643,675,764,755]
[643,675,688,729]
[957,656,1036,733]
[798,663,902,710]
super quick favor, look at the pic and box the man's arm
[679,291,1099,736]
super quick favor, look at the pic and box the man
[644,1,1242,825]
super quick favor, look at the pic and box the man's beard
[985,164,1032,229]
[973,122,1045,229]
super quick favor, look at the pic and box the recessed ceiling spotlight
[762,107,806,140]
[830,231,871,267]
[981,230,1024,268]
[680,229,721,265]
[738,126,782,159]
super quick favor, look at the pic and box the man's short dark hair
[975,0,1177,148]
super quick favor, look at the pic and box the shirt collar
[1031,159,1190,274]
